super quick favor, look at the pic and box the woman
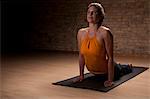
[77,3,132,87]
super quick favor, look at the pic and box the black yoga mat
[52,66,148,92]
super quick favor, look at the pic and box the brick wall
[29,0,150,56]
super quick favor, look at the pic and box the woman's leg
[113,62,133,81]
[120,64,132,75]
[114,62,122,80]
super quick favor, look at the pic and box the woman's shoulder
[78,27,88,37]
[78,27,88,33]
[100,26,110,32]
[100,26,113,37]
[77,28,88,42]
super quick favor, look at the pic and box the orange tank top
[80,30,108,74]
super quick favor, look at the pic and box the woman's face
[87,6,100,24]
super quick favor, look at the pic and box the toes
[129,64,132,67]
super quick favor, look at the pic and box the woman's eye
[94,12,98,14]
[87,11,98,15]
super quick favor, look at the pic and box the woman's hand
[73,75,84,83]
[79,75,84,82]
[104,80,114,87]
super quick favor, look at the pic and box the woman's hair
[88,3,105,23]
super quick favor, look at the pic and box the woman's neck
[89,23,101,32]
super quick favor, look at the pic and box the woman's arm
[103,29,114,84]
[77,29,85,81]
[79,53,85,80]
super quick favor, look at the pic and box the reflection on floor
[1,51,150,99]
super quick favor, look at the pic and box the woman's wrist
[107,80,113,83]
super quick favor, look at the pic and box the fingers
[104,80,114,87]
[73,77,83,83]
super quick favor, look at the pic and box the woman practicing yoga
[77,3,132,87]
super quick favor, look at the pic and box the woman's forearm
[79,54,85,77]
[108,59,114,81]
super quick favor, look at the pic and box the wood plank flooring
[1,52,150,99]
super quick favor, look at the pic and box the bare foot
[128,64,133,69]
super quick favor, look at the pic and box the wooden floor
[1,51,150,99]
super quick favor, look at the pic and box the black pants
[114,63,132,80]
[94,63,132,81]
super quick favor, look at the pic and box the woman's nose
[89,12,93,16]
